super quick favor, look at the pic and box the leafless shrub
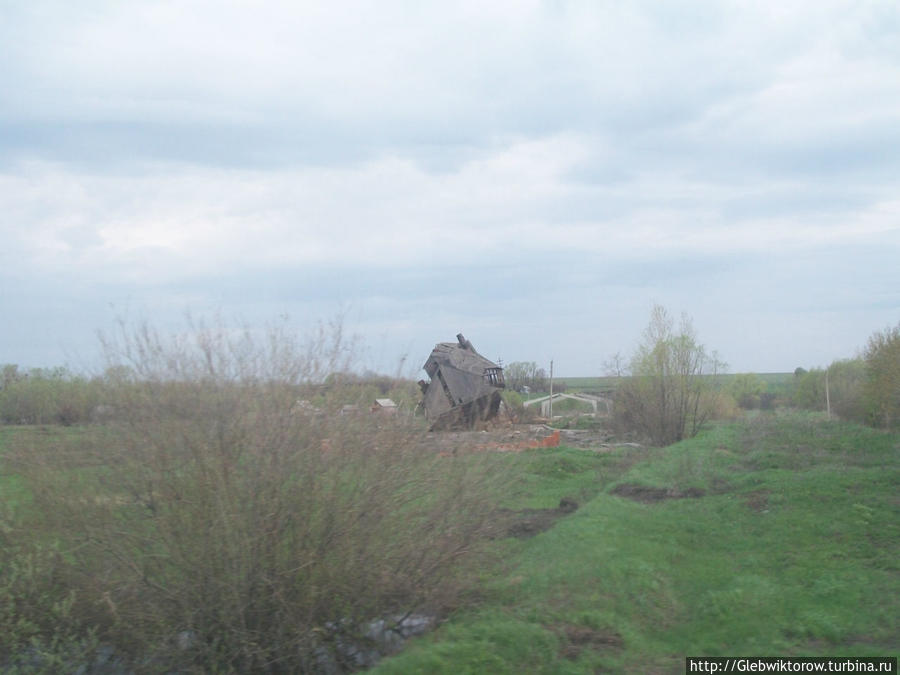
[5,317,506,672]
[612,306,726,446]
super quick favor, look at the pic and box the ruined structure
[419,334,505,430]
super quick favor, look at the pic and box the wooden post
[825,368,831,419]
[549,360,554,419]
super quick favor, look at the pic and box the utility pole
[549,359,554,419]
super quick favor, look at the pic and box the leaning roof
[424,341,501,378]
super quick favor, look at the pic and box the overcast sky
[1,1,898,377]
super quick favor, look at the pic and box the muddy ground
[419,422,619,453]
[417,422,628,540]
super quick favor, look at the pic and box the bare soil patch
[496,497,580,539]
[743,489,770,512]
[419,423,614,454]
[551,623,624,660]
[610,483,705,503]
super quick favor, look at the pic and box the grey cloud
[719,188,872,222]
[0,119,381,171]
[1,1,898,375]
[1,0,894,205]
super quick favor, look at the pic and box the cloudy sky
[1,1,898,377]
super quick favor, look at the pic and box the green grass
[3,414,898,672]
[0,426,31,511]
[502,446,614,510]
[0,425,111,516]
[555,376,620,395]
[374,412,900,673]
[558,373,795,398]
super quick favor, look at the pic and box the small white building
[372,398,398,415]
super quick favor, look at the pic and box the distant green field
[556,376,621,394]
[554,372,795,397]
[374,412,900,673]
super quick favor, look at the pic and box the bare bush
[612,306,725,446]
[4,318,506,672]
[504,361,548,393]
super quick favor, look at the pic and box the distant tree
[863,321,900,428]
[103,365,137,384]
[826,358,867,422]
[792,368,826,411]
[1,364,22,389]
[602,352,626,378]
[502,362,528,391]
[0,365,95,425]
[729,373,766,409]
[504,361,548,393]
[613,305,724,446]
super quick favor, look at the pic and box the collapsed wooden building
[419,334,505,431]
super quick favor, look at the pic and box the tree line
[0,363,421,427]
[0,365,104,425]
[2,312,898,438]
[790,320,900,428]
[605,306,899,445]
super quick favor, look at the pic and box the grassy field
[2,412,898,673]
[556,376,621,394]
[559,372,795,397]
[374,412,899,673]
[0,426,30,509]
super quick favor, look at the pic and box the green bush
[791,368,825,411]
[612,306,725,446]
[728,373,766,409]
[791,360,869,424]
[0,518,101,672]
[827,359,867,423]
[863,321,900,428]
[0,367,103,426]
